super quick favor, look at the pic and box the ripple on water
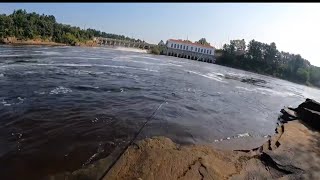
[49,86,72,95]
[1,97,25,106]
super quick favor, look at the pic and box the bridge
[95,37,155,50]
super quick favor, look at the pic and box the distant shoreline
[0,38,149,53]
[0,37,67,46]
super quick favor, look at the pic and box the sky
[1,3,320,66]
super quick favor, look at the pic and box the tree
[230,39,246,52]
[215,38,320,87]
[0,9,144,45]
[158,40,165,46]
[296,68,310,83]
[183,40,192,43]
[150,46,160,55]
[195,38,210,46]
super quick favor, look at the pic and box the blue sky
[1,3,320,66]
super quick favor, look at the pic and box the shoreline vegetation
[214,39,320,88]
[48,99,320,180]
[0,9,143,47]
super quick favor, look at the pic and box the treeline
[0,9,142,45]
[216,39,320,87]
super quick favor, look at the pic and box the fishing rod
[98,99,167,180]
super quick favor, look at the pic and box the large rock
[294,98,320,130]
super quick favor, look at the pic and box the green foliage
[150,46,160,55]
[195,38,210,46]
[0,9,140,45]
[150,44,167,55]
[296,68,309,83]
[62,33,78,45]
[216,39,320,87]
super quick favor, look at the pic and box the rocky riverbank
[0,37,67,46]
[0,37,103,47]
[47,99,320,180]
[0,37,150,51]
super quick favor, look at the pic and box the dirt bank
[1,37,67,46]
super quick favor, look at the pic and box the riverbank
[0,37,67,46]
[47,99,320,180]
[0,37,151,53]
[214,62,320,89]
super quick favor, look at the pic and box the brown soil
[1,37,66,46]
[1,37,98,47]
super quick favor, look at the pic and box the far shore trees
[216,39,320,87]
[0,9,141,45]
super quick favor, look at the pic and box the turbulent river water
[1,45,320,179]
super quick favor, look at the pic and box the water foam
[125,60,182,67]
[236,86,297,97]
[41,51,61,55]
[256,87,296,97]
[33,63,159,72]
[187,70,227,83]
[138,56,161,60]
[114,47,147,53]
[49,86,72,95]
[213,132,251,142]
[1,97,25,106]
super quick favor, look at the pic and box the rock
[103,137,243,180]
[297,98,320,112]
[293,99,320,130]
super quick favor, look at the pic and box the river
[0,45,319,179]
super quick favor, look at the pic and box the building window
[207,49,209,54]
[180,44,182,49]
[186,46,188,50]
[210,50,212,54]
[195,47,197,51]
[201,49,203,53]
[191,47,193,51]
[198,48,200,52]
[183,45,185,50]
[174,44,176,48]
[171,44,173,48]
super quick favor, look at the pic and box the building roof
[168,39,215,48]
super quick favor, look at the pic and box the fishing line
[98,99,166,180]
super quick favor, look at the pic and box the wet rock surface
[222,74,268,87]
[293,98,320,130]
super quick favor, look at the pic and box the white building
[165,39,215,63]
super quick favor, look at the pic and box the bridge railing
[95,37,155,50]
